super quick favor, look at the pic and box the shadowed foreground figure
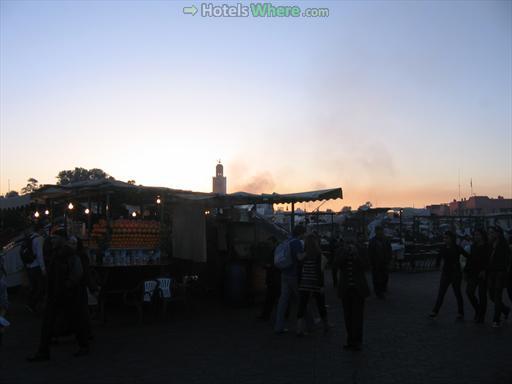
[258,237,280,321]
[336,243,370,351]
[430,231,467,320]
[27,232,87,362]
[464,228,489,323]
[487,226,511,328]
[368,226,392,299]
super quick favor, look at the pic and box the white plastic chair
[143,280,158,303]
[156,278,172,299]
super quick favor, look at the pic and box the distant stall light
[132,212,137,218]
[44,210,50,215]
[34,211,40,218]
[204,210,210,215]
[68,202,74,210]
[84,208,90,215]
[156,197,161,204]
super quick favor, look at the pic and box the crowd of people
[1,221,511,359]
[0,223,99,361]
[259,224,512,351]
[430,226,512,327]
[259,224,376,350]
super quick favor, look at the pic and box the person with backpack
[27,231,86,362]
[274,225,306,334]
[21,223,47,313]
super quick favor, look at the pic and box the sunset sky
[1,0,511,210]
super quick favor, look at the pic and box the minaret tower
[212,160,227,194]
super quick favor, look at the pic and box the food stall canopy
[214,188,343,207]
[0,195,31,211]
[31,180,342,207]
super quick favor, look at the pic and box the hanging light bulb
[84,208,90,215]
[34,211,40,218]
[44,210,50,215]
[132,212,137,218]
[68,202,74,210]
[156,197,161,204]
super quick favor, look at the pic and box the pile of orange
[89,219,160,249]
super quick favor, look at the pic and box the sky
[0,0,511,210]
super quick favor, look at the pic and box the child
[0,252,10,346]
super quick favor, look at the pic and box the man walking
[274,225,305,334]
[23,224,47,312]
[337,242,370,351]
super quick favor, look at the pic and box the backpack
[274,239,293,270]
[20,234,36,265]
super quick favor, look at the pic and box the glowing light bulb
[156,198,161,204]
[44,210,50,215]
[68,203,74,210]
[85,208,90,214]
[132,212,137,218]
[34,211,40,218]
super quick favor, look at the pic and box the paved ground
[1,271,511,384]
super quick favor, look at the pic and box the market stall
[28,180,343,312]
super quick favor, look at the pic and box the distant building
[212,161,227,195]
[426,204,450,216]
[427,196,512,216]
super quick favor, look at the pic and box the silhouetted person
[336,243,370,351]
[258,236,280,321]
[28,232,86,361]
[507,235,512,306]
[368,226,392,299]
[487,226,511,327]
[296,234,330,336]
[274,225,306,334]
[23,223,47,313]
[0,252,8,346]
[464,228,489,323]
[75,237,99,341]
[330,236,342,288]
[430,231,467,320]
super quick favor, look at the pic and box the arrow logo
[183,5,198,16]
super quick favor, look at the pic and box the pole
[87,198,92,239]
[399,209,403,241]
[331,212,334,239]
[290,202,295,232]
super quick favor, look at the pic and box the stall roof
[32,180,342,207]
[0,195,31,210]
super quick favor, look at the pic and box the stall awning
[209,188,343,208]
[31,180,342,208]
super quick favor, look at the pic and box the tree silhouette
[21,178,39,194]
[56,167,114,185]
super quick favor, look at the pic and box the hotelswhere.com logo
[183,3,329,18]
